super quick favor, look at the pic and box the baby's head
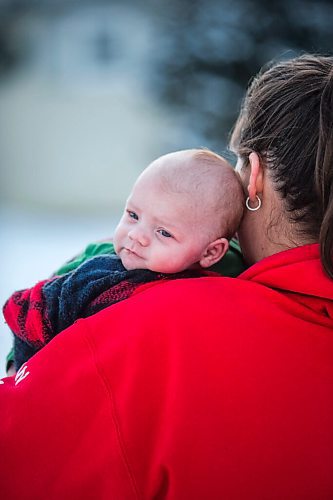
[113,149,244,273]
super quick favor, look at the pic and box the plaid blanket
[3,255,210,369]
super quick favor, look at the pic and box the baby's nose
[128,227,149,247]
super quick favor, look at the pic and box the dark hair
[230,54,333,278]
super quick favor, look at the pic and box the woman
[1,54,332,499]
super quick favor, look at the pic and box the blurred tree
[149,0,333,153]
[0,0,332,154]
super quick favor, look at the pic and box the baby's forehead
[144,152,219,188]
[135,149,239,207]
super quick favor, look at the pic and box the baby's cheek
[146,253,164,272]
[153,254,182,274]
[112,229,122,253]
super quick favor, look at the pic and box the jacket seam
[82,325,141,499]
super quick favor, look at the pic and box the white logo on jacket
[14,364,30,386]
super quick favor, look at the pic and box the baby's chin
[118,248,190,274]
[119,249,148,271]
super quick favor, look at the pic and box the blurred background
[1,0,333,375]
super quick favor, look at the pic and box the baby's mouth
[124,248,140,258]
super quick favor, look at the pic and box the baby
[113,148,244,273]
[4,149,244,371]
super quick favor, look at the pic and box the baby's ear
[199,238,229,268]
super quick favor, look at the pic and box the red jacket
[1,243,333,499]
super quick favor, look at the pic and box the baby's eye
[158,229,173,238]
[127,210,138,220]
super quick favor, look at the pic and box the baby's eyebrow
[125,200,139,212]
[153,217,179,231]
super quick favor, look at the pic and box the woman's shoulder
[85,275,277,343]
[131,275,272,311]
[85,246,333,346]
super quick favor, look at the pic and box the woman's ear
[248,152,264,201]
[199,238,229,268]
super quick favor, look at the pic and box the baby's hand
[6,362,16,377]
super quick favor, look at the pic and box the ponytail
[316,68,333,278]
[231,54,333,279]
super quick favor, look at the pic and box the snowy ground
[0,205,118,378]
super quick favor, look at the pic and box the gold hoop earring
[246,195,261,212]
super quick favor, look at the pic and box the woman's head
[230,54,333,277]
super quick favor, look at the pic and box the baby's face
[113,170,212,273]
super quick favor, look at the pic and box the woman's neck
[239,195,316,265]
